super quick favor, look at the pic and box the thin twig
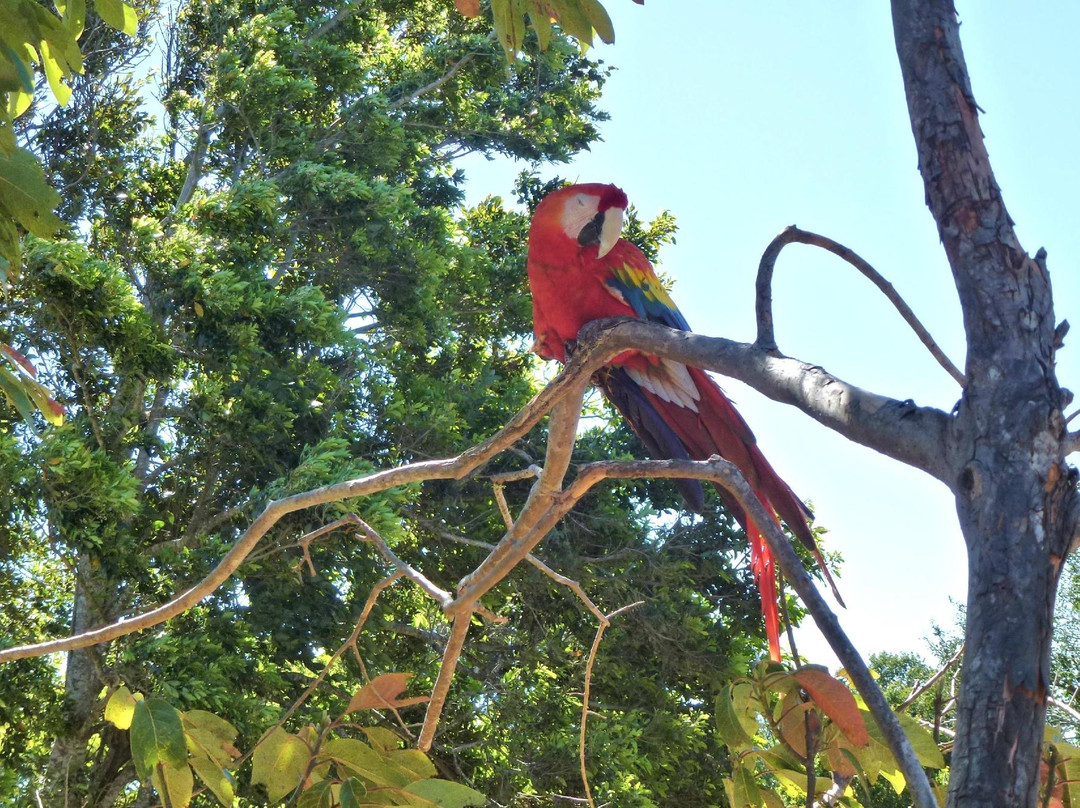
[899,642,965,711]
[755,225,965,386]
[580,602,643,808]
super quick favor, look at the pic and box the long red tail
[637,368,841,660]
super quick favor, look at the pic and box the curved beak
[597,207,623,258]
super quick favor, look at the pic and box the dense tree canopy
[0,1,791,805]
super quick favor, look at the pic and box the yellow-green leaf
[251,726,309,803]
[105,687,138,730]
[0,147,63,238]
[95,0,137,36]
[151,760,194,808]
[189,752,235,807]
[405,779,487,807]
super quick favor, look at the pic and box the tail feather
[597,362,844,658]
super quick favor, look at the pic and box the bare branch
[580,602,643,808]
[577,318,956,484]
[755,225,965,386]
[899,642,965,711]
[418,616,471,752]
[0,347,599,663]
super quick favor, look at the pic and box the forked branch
[755,225,965,386]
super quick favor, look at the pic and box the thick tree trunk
[41,556,110,806]
[891,1,1080,806]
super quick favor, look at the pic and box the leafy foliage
[714,660,945,808]
[0,0,843,805]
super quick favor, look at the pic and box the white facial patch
[561,192,600,240]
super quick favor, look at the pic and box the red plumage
[527,183,839,661]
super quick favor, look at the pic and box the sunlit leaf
[251,726,309,803]
[104,686,138,730]
[347,673,429,713]
[95,0,138,36]
[792,667,869,747]
[189,753,235,807]
[151,760,194,808]
[405,778,487,807]
[0,148,62,238]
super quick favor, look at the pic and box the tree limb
[577,318,956,484]
[755,225,965,386]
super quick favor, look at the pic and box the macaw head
[530,183,628,259]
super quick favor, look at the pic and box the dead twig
[580,602,643,808]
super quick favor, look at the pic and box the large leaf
[896,712,945,768]
[182,709,240,766]
[715,685,754,749]
[0,147,62,238]
[320,737,412,788]
[792,667,869,747]
[151,760,194,808]
[189,753,235,807]
[251,726,309,803]
[405,779,487,807]
[130,698,187,781]
[94,0,137,36]
[729,762,764,808]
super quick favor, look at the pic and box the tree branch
[577,318,956,484]
[755,225,965,386]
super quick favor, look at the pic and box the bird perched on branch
[526,182,839,661]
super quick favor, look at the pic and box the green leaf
[524,0,553,50]
[0,366,37,423]
[320,737,411,788]
[389,749,437,781]
[104,686,138,730]
[896,713,945,768]
[0,44,33,93]
[58,0,87,38]
[546,0,593,44]
[297,778,334,808]
[339,778,367,808]
[189,752,235,807]
[38,39,72,106]
[94,0,137,36]
[130,698,187,781]
[363,726,403,751]
[0,147,62,237]
[404,779,487,807]
[182,709,239,766]
[251,726,309,803]
[730,761,764,808]
[491,0,527,59]
[579,0,614,44]
[715,685,754,750]
[151,760,194,808]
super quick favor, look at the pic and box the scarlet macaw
[526,182,838,661]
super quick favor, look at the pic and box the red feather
[528,183,841,661]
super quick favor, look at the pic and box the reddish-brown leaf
[347,673,430,714]
[793,668,869,747]
[1,344,35,377]
[454,0,480,17]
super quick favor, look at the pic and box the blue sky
[462,2,1080,666]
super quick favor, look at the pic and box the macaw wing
[604,253,692,332]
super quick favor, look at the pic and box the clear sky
[461,2,1080,667]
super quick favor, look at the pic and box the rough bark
[891,1,1080,806]
[41,557,111,806]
